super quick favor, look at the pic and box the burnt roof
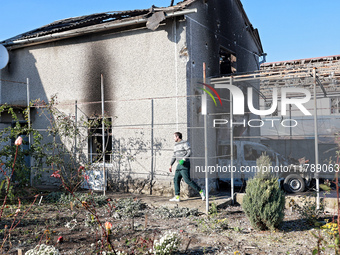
[1,0,263,55]
[2,0,197,45]
[261,54,340,67]
[3,10,150,43]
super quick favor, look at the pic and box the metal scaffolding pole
[150,99,154,195]
[313,68,320,209]
[203,63,209,214]
[74,100,77,160]
[101,74,106,196]
[27,78,32,186]
[230,77,234,204]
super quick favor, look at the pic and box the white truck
[217,141,313,193]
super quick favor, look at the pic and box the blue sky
[1,0,339,63]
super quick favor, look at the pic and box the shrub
[255,152,273,180]
[57,192,108,207]
[109,198,147,219]
[242,153,285,231]
[243,177,285,230]
[289,194,324,225]
[154,206,199,219]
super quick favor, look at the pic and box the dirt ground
[0,190,336,255]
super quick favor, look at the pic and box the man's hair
[174,132,182,139]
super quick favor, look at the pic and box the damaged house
[0,0,263,196]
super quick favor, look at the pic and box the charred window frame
[88,117,112,163]
[219,48,237,75]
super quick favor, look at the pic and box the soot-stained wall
[185,0,262,184]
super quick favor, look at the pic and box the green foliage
[52,192,108,207]
[243,152,285,230]
[255,152,273,180]
[0,104,44,201]
[243,176,285,231]
[196,217,229,233]
[84,213,98,231]
[154,206,199,219]
[320,184,332,192]
[32,95,115,191]
[208,201,218,216]
[289,194,324,225]
[0,95,117,196]
[45,191,63,203]
[108,198,147,219]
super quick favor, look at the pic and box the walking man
[169,132,205,202]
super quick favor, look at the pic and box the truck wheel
[283,174,305,193]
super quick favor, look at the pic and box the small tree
[255,152,272,180]
[242,153,285,230]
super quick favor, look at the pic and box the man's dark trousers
[174,161,201,195]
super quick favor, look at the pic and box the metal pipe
[5,9,197,49]
[289,104,292,155]
[150,99,154,195]
[173,16,179,130]
[313,68,320,209]
[27,78,32,186]
[74,100,77,160]
[203,62,209,214]
[230,77,234,204]
[101,74,106,196]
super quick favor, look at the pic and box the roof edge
[4,8,197,50]
[262,54,340,66]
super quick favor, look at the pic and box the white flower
[64,219,77,230]
[153,231,181,254]
[26,244,60,255]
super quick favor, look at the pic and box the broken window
[219,48,237,75]
[331,97,340,114]
[88,118,112,163]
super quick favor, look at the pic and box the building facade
[0,0,263,195]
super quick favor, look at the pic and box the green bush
[255,152,273,180]
[242,153,285,231]
[243,177,285,230]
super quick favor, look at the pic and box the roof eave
[4,8,197,50]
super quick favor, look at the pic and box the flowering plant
[26,244,60,255]
[153,231,181,255]
[14,136,23,146]
[322,221,339,238]
[105,221,113,234]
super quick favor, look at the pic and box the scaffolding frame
[210,62,340,209]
